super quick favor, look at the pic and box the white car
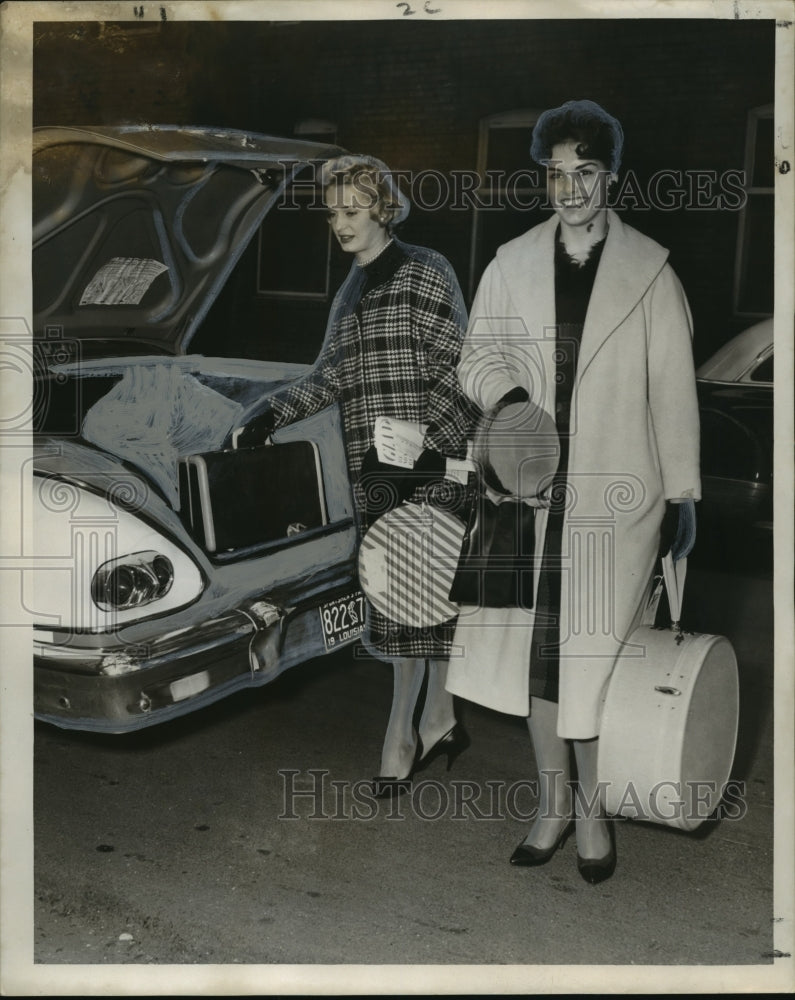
[696,318,773,531]
[32,125,366,733]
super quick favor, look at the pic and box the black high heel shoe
[413,723,470,775]
[576,821,617,885]
[509,820,574,867]
[371,734,423,798]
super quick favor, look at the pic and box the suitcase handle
[642,553,687,631]
[661,552,687,629]
[231,426,273,450]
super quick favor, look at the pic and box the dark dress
[528,230,607,701]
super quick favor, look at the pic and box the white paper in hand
[374,416,427,468]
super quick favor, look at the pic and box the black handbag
[448,493,536,608]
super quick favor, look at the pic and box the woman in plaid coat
[235,155,478,791]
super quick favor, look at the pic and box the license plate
[319,591,367,651]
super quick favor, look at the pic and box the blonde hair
[321,154,410,227]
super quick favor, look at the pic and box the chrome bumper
[34,586,358,733]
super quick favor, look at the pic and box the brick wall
[34,17,775,364]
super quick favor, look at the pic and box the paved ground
[22,554,792,993]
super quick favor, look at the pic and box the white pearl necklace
[357,238,393,268]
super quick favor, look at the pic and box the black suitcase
[179,441,326,556]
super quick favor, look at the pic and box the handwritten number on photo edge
[396,1,441,14]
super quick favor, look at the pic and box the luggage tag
[641,576,665,627]
[445,455,477,485]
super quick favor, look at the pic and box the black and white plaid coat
[268,238,478,660]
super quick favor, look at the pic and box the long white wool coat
[446,211,701,739]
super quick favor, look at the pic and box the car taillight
[92,551,174,610]
[33,472,204,630]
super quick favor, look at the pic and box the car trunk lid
[33,125,341,358]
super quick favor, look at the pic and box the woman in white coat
[447,100,700,882]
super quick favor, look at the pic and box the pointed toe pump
[576,822,617,885]
[509,820,574,867]
[371,733,423,798]
[414,723,471,775]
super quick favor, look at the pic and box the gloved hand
[416,447,476,517]
[358,444,453,516]
[358,445,417,515]
[496,386,530,409]
[226,407,275,449]
[658,499,697,561]
[413,446,460,508]
[413,447,446,485]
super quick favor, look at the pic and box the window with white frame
[468,109,547,300]
[734,103,774,318]
[257,120,337,300]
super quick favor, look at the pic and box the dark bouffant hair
[530,99,624,173]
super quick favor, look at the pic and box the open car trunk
[33,126,346,558]
[39,354,331,561]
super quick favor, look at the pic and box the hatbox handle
[661,552,687,629]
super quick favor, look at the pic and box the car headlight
[91,551,174,610]
[31,471,204,631]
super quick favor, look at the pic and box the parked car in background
[696,317,774,534]
[32,125,367,733]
